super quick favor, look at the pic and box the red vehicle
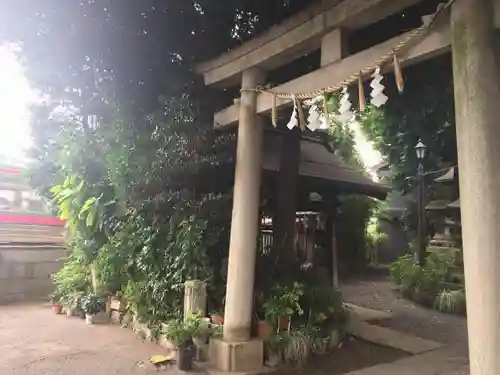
[0,163,64,244]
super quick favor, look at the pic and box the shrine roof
[425,200,452,211]
[447,199,460,209]
[262,131,388,200]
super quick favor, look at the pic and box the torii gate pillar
[451,0,500,374]
[209,68,266,373]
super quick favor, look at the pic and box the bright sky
[350,120,383,170]
[0,44,35,161]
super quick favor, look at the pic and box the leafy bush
[389,254,420,293]
[282,328,314,366]
[390,251,464,311]
[163,313,202,348]
[434,289,466,315]
[366,216,388,265]
[81,294,104,315]
[52,254,91,305]
[34,98,232,326]
[265,324,345,367]
[263,283,304,327]
[300,285,348,334]
[117,214,216,323]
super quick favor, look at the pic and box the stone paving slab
[343,348,469,375]
[346,303,393,322]
[348,320,444,355]
[200,363,276,375]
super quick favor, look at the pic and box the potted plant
[81,294,103,324]
[263,283,304,333]
[254,314,275,340]
[264,332,287,367]
[163,313,201,371]
[62,293,81,317]
[209,297,225,325]
[264,297,292,332]
[210,309,224,325]
[50,292,63,314]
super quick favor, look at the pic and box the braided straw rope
[243,0,455,100]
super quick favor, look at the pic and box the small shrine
[425,166,461,248]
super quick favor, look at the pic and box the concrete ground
[0,304,183,375]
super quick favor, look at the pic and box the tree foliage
[42,94,235,321]
[0,0,317,116]
[361,56,457,193]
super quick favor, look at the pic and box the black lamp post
[415,139,427,265]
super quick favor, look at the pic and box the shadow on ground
[274,337,409,375]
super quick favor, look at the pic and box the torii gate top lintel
[196,0,424,86]
[195,0,457,129]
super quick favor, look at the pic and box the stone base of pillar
[208,337,263,373]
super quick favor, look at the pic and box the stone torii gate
[196,0,500,373]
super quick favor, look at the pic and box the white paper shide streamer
[307,104,322,131]
[338,87,354,124]
[286,97,299,130]
[370,67,388,107]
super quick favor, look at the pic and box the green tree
[360,56,457,192]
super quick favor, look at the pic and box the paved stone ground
[0,303,186,375]
[0,275,470,375]
[341,273,470,374]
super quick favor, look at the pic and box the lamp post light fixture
[415,139,427,161]
[415,139,427,265]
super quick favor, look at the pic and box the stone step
[348,321,443,355]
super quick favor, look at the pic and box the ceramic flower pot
[66,307,75,317]
[210,314,224,325]
[278,317,291,330]
[257,320,274,340]
[53,304,63,314]
[85,314,94,324]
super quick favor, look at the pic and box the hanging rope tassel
[296,97,307,131]
[358,74,366,112]
[393,53,404,93]
[271,93,277,127]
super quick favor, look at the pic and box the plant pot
[210,314,224,325]
[66,307,75,317]
[257,320,274,340]
[177,345,194,371]
[193,328,211,348]
[53,304,62,314]
[278,317,290,330]
[85,314,94,324]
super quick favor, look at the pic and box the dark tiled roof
[425,200,452,210]
[262,132,388,199]
[448,199,460,209]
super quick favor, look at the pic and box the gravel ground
[0,304,186,375]
[341,273,469,358]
